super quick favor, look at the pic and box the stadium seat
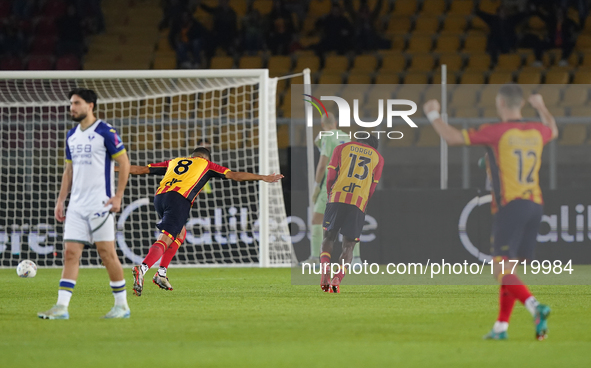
[441,16,467,34]
[450,85,479,109]
[295,55,320,73]
[218,124,245,150]
[415,126,441,147]
[29,36,57,56]
[386,125,416,147]
[459,71,485,84]
[576,34,591,50]
[464,53,491,71]
[347,72,372,84]
[252,0,272,15]
[453,107,481,118]
[170,95,197,119]
[448,0,473,15]
[404,72,429,84]
[323,55,349,72]
[153,55,177,69]
[352,55,378,72]
[308,0,332,17]
[432,70,457,84]
[434,35,460,53]
[463,34,487,53]
[268,56,292,73]
[55,55,80,70]
[479,85,501,107]
[317,72,343,84]
[423,85,447,102]
[481,107,498,117]
[162,124,188,149]
[420,0,446,15]
[407,54,434,72]
[392,0,417,16]
[0,56,23,70]
[569,106,591,117]
[380,54,406,71]
[544,69,570,84]
[488,71,513,84]
[277,124,289,149]
[558,124,587,145]
[130,125,155,151]
[438,53,463,71]
[229,0,247,17]
[573,70,591,84]
[561,85,589,106]
[375,72,400,84]
[210,56,234,69]
[238,56,263,69]
[547,106,565,118]
[367,85,395,106]
[414,16,440,34]
[386,17,412,35]
[517,70,542,84]
[535,85,562,107]
[479,0,500,13]
[495,54,522,71]
[407,34,433,53]
[26,57,53,70]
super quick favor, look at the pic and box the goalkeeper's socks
[160,239,181,269]
[57,279,76,307]
[142,240,167,269]
[311,225,323,258]
[498,285,516,323]
[110,280,128,307]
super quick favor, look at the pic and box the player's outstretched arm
[225,172,284,183]
[115,165,158,175]
[106,152,131,213]
[528,94,559,140]
[423,99,465,146]
[55,161,73,222]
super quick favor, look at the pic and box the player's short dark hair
[192,147,211,159]
[357,134,379,150]
[68,88,98,111]
[497,84,523,109]
[197,138,211,145]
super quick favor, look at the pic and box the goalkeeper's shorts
[323,202,365,242]
[154,191,191,238]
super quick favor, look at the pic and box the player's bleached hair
[357,134,379,150]
[68,88,98,111]
[321,112,337,128]
[497,84,524,109]
[192,147,211,159]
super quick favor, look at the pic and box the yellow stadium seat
[432,69,457,84]
[547,106,565,118]
[347,72,372,84]
[130,125,155,151]
[495,54,522,71]
[441,16,467,34]
[386,17,412,35]
[375,72,400,84]
[323,55,349,72]
[393,0,417,16]
[434,35,460,53]
[217,124,244,150]
[153,55,177,69]
[380,54,406,71]
[170,95,197,119]
[464,53,491,71]
[414,16,440,34]
[488,71,513,84]
[561,85,589,106]
[210,56,234,69]
[544,69,570,84]
[308,0,332,17]
[573,70,591,84]
[252,0,273,15]
[407,34,433,53]
[438,53,463,71]
[569,106,591,116]
[479,85,500,107]
[453,107,481,118]
[317,72,343,84]
[470,17,490,33]
[558,124,587,145]
[448,0,473,15]
[352,55,378,72]
[386,125,416,147]
[459,71,485,84]
[239,56,263,69]
[521,107,536,118]
[277,124,289,149]
[517,71,542,84]
[423,84,446,102]
[161,124,188,149]
[407,54,435,72]
[576,34,591,50]
[367,86,395,105]
[535,85,562,107]
[229,0,247,17]
[463,34,487,53]
[479,0,500,14]
[268,56,292,72]
[481,107,498,118]
[450,85,479,109]
[404,72,429,84]
[295,55,320,73]
[421,0,446,15]
[302,17,317,34]
[415,126,441,147]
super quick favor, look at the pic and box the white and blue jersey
[65,119,126,211]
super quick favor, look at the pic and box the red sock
[320,252,331,274]
[498,285,517,322]
[142,240,167,268]
[332,265,348,284]
[501,274,533,304]
[160,239,181,268]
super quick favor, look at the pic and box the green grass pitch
[1,268,590,367]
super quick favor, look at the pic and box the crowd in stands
[0,0,105,70]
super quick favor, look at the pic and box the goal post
[0,69,292,268]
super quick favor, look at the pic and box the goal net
[0,70,292,268]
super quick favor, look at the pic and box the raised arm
[54,161,73,222]
[528,94,558,140]
[423,99,466,146]
[225,171,284,183]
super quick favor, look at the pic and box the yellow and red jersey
[148,157,230,204]
[462,121,553,213]
[326,142,384,212]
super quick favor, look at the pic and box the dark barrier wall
[291,189,591,264]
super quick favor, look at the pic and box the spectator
[475,5,532,62]
[169,12,207,68]
[313,4,354,55]
[57,5,85,56]
[200,0,237,56]
[344,0,390,52]
[241,9,264,54]
[159,0,191,30]
[267,17,292,55]
[529,6,580,66]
